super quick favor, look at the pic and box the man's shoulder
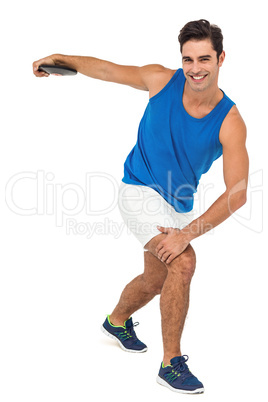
[141,64,177,76]
[141,65,178,98]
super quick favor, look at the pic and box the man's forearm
[181,188,247,242]
[52,54,111,80]
[155,188,246,264]
[34,53,149,89]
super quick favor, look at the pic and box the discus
[38,65,77,76]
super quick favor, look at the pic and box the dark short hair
[178,19,223,60]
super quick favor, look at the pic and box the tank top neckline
[149,68,227,122]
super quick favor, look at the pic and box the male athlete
[33,20,249,394]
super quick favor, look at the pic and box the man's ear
[218,50,225,67]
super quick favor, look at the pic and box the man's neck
[183,80,223,109]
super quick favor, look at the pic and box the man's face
[182,38,225,93]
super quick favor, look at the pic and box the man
[33,19,249,394]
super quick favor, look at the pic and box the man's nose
[191,61,202,74]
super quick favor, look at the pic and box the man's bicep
[221,115,249,193]
[105,63,173,93]
[223,141,249,190]
[104,63,147,90]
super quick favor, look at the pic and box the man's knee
[166,246,196,283]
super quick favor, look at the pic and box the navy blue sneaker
[157,355,204,394]
[101,315,147,353]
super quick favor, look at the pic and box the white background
[1,0,267,401]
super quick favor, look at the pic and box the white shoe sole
[101,325,148,353]
[156,375,205,394]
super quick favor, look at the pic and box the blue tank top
[122,68,235,212]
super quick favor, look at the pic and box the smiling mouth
[189,74,208,82]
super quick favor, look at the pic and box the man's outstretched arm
[32,54,175,96]
[156,106,249,264]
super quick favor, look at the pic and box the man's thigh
[144,245,167,282]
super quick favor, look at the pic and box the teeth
[192,75,205,80]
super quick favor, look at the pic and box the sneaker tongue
[125,317,133,329]
[170,356,186,365]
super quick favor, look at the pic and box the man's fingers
[166,254,175,264]
[157,247,171,263]
[33,65,49,77]
[156,245,167,261]
[155,242,164,254]
[161,251,172,263]
[32,55,56,77]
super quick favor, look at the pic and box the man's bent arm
[182,106,248,241]
[156,106,249,264]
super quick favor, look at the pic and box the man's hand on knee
[155,226,190,264]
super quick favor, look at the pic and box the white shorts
[118,181,195,249]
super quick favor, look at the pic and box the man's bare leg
[109,248,168,327]
[144,234,196,366]
[109,232,196,366]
